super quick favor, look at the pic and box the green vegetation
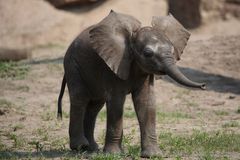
[98,109,106,122]
[0,130,239,159]
[41,110,55,121]
[157,111,192,122]
[214,110,229,116]
[237,106,240,114]
[91,153,123,160]
[5,133,26,148]
[47,63,63,72]
[124,111,136,119]
[0,61,29,79]
[16,85,30,92]
[222,121,239,128]
[12,124,24,131]
[0,98,14,115]
[158,130,240,158]
[0,98,13,108]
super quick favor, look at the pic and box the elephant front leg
[132,75,162,158]
[103,93,126,154]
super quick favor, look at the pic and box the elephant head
[90,11,205,89]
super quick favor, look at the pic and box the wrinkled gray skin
[58,11,205,158]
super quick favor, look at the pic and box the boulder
[168,0,202,29]
[47,0,100,7]
[0,48,31,61]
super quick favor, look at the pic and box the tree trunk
[168,0,202,29]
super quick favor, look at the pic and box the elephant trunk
[164,64,206,90]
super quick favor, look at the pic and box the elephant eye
[143,47,154,58]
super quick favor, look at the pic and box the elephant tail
[57,75,66,120]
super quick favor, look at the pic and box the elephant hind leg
[69,99,90,151]
[84,99,105,152]
[65,66,91,151]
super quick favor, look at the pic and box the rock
[0,48,31,61]
[168,0,202,29]
[226,0,240,4]
[223,2,240,19]
[47,0,101,7]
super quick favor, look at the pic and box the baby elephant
[57,10,205,158]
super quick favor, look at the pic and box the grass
[16,85,30,92]
[158,130,240,157]
[98,109,106,122]
[0,98,14,115]
[12,124,24,131]
[214,110,229,116]
[157,111,192,122]
[5,133,26,148]
[47,63,63,73]
[41,110,55,121]
[124,111,136,119]
[236,106,240,114]
[222,121,239,128]
[0,98,13,108]
[1,130,239,159]
[0,61,29,79]
[91,153,123,160]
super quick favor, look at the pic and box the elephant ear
[151,14,190,60]
[89,10,141,80]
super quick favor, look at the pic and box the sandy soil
[0,0,240,159]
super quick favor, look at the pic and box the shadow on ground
[162,67,240,95]
[24,57,240,95]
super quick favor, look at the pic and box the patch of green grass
[123,129,135,146]
[159,130,240,157]
[174,89,191,99]
[97,129,106,146]
[35,128,49,142]
[6,133,26,148]
[198,152,231,160]
[214,110,229,116]
[222,121,239,128]
[62,110,69,119]
[124,111,136,119]
[47,63,63,72]
[236,106,240,114]
[184,100,199,108]
[16,85,30,92]
[0,61,29,79]
[0,98,13,108]
[50,137,68,151]
[0,139,6,151]
[91,153,123,160]
[12,124,24,131]
[126,145,141,160]
[98,109,106,122]
[157,111,192,122]
[41,111,54,121]
[0,99,14,115]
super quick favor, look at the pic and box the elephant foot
[86,141,99,152]
[70,137,89,152]
[103,143,122,154]
[141,145,163,158]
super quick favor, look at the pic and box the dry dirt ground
[0,0,240,159]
